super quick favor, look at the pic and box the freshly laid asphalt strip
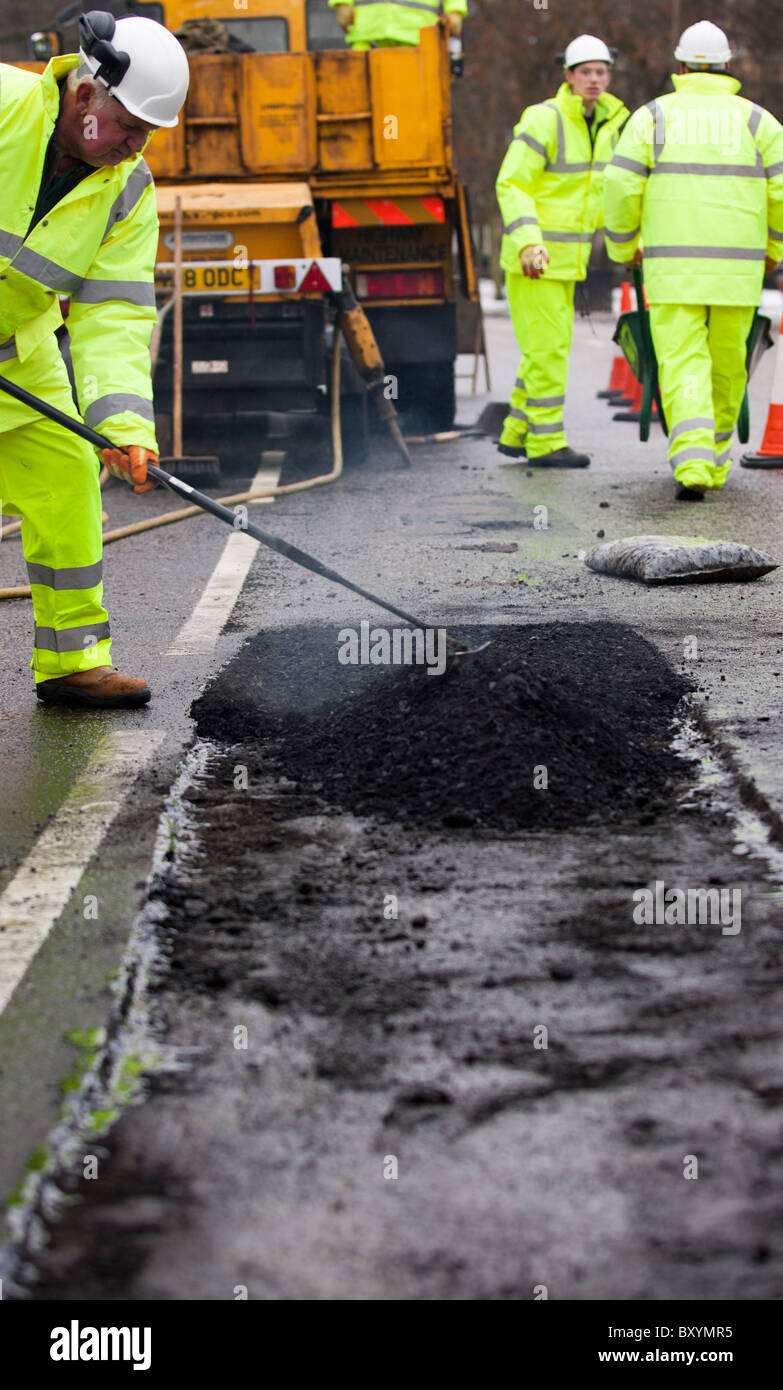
[192,621,691,832]
[11,619,783,1300]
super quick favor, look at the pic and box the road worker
[603,21,783,499]
[330,0,465,51]
[495,35,628,467]
[0,11,189,706]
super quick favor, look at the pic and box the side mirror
[29,31,59,60]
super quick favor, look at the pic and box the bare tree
[454,0,783,226]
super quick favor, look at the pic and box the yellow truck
[24,0,480,463]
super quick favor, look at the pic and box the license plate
[156,264,254,296]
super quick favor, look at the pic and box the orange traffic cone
[741,315,783,467]
[597,352,628,399]
[599,281,633,399]
[612,367,636,407]
[614,359,637,406]
[613,371,643,421]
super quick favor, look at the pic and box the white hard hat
[674,20,732,66]
[562,34,615,69]
[78,10,189,128]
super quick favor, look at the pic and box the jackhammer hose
[330,272,412,468]
[0,324,344,600]
[100,319,344,543]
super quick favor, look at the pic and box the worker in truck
[330,0,465,51]
[495,35,628,467]
[0,11,189,708]
[603,20,783,499]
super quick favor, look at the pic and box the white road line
[0,461,282,1009]
[0,461,282,1016]
[165,462,281,657]
[0,729,165,1016]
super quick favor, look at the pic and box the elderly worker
[0,11,188,706]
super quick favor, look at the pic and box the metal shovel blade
[444,638,492,664]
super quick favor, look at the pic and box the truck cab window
[222,18,289,53]
[306,0,345,51]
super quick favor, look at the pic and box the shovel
[0,372,488,661]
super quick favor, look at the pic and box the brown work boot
[527,446,591,468]
[36,666,151,709]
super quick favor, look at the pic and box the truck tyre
[154,412,173,459]
[386,361,456,434]
[162,456,221,485]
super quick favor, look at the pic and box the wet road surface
[2,307,783,1299]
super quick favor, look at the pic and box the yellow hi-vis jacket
[496,83,629,281]
[0,55,159,449]
[603,72,783,305]
[328,0,466,50]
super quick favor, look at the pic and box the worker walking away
[603,21,783,499]
[0,11,189,707]
[495,36,628,467]
[330,0,465,51]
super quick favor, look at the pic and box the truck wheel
[160,456,221,485]
[154,412,172,458]
[387,361,456,434]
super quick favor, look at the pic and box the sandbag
[584,535,778,585]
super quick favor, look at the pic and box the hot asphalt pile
[193,621,691,832]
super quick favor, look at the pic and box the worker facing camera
[495,35,628,467]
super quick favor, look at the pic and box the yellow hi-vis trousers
[648,303,756,490]
[500,273,575,457]
[0,340,111,682]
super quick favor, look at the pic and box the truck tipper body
[19,0,480,462]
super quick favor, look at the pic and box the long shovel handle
[143,462,438,634]
[0,371,449,639]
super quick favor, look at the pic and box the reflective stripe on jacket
[328,0,466,49]
[0,55,159,448]
[603,72,783,306]
[496,83,629,281]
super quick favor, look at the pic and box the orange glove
[101,445,158,495]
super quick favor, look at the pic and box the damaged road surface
[8,621,783,1301]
